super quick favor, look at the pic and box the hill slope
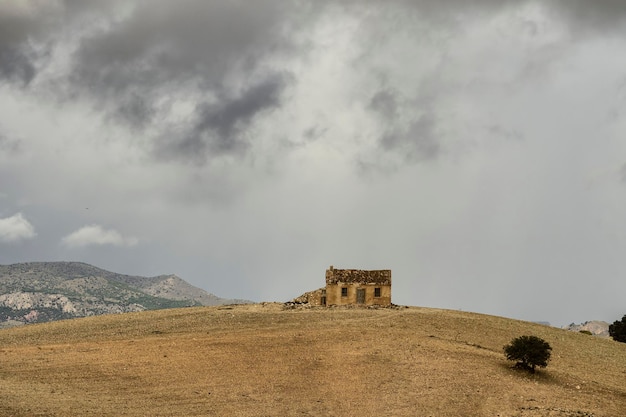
[0,262,249,326]
[0,304,624,416]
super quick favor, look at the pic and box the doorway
[356,288,365,304]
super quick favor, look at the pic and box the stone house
[295,266,391,307]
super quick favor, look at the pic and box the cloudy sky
[1,0,626,326]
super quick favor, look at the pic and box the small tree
[503,335,552,373]
[609,315,626,343]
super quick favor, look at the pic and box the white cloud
[0,212,37,242]
[61,224,138,248]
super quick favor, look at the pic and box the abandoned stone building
[294,266,392,307]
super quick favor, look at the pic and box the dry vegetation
[0,303,625,416]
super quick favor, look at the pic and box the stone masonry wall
[325,266,392,306]
[325,266,391,285]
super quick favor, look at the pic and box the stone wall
[325,266,392,306]
[325,283,391,306]
[290,267,393,307]
[291,287,326,306]
[325,266,391,285]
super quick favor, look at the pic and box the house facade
[323,265,391,307]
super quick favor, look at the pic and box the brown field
[0,303,625,417]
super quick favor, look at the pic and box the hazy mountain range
[563,320,610,338]
[0,262,250,327]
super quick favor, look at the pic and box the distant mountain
[563,320,610,338]
[0,262,250,327]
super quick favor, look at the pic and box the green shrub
[579,330,592,335]
[503,335,552,373]
[609,315,626,343]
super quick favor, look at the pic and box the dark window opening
[341,287,348,297]
[374,287,381,297]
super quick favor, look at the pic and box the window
[341,287,348,297]
[374,287,381,297]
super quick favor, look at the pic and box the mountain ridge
[0,261,250,327]
[563,320,610,338]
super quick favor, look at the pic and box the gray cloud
[0,128,20,154]
[2,0,626,164]
[0,3,50,86]
[108,92,156,131]
[195,75,289,150]
[302,126,328,142]
[547,0,626,35]
[66,0,297,127]
[0,46,36,86]
[369,90,398,121]
[486,125,523,142]
[380,113,440,163]
[368,89,440,163]
[155,73,290,163]
[349,0,626,29]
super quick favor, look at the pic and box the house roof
[326,268,391,285]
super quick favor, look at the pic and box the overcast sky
[1,0,626,326]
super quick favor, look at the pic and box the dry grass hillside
[0,303,624,417]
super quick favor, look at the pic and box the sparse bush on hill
[609,315,626,343]
[503,335,552,373]
[579,330,592,335]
